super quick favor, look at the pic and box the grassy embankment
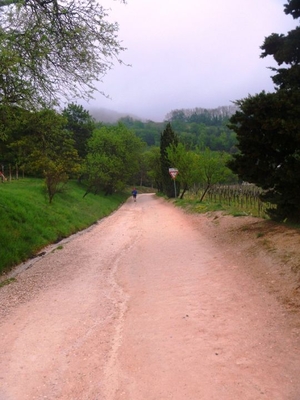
[0,178,128,275]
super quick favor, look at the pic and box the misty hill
[117,105,238,153]
[87,105,238,124]
[88,107,142,123]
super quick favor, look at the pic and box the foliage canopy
[63,103,95,159]
[0,0,126,109]
[9,108,81,202]
[84,123,144,196]
[228,0,300,222]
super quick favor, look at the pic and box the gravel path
[0,194,299,399]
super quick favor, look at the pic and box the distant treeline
[117,105,238,153]
[166,105,238,124]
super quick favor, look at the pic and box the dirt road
[0,194,299,399]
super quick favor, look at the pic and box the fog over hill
[88,107,144,123]
[87,105,238,124]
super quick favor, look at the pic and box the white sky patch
[79,0,298,121]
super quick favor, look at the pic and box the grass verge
[0,178,128,275]
[172,195,265,218]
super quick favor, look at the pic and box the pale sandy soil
[0,193,299,400]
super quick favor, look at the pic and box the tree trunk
[180,183,188,199]
[199,184,210,202]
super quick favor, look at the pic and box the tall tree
[197,149,232,202]
[63,103,95,159]
[260,0,300,90]
[84,123,144,196]
[160,122,179,198]
[0,0,126,110]
[10,109,81,203]
[228,1,300,222]
[144,147,162,191]
[166,143,198,199]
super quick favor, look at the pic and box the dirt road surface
[0,194,300,400]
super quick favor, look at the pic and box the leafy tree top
[260,0,300,89]
[0,0,126,109]
[284,0,300,18]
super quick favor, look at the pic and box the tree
[166,143,198,199]
[228,1,300,222]
[62,103,95,159]
[160,122,179,197]
[197,149,232,202]
[0,0,126,110]
[0,105,29,159]
[84,123,144,196]
[144,147,162,191]
[260,1,300,90]
[228,90,300,221]
[11,109,81,203]
[134,152,150,187]
[284,0,300,18]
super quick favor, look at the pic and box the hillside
[88,107,143,123]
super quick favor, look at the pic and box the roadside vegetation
[0,178,128,274]
[0,177,268,278]
[172,191,269,219]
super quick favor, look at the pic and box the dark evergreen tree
[284,0,300,18]
[63,103,95,159]
[160,122,179,197]
[228,1,300,222]
[260,0,300,90]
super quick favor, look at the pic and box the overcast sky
[80,0,298,122]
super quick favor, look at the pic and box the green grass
[0,277,16,287]
[173,194,267,218]
[172,197,231,215]
[0,178,128,274]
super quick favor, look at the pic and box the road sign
[169,168,179,179]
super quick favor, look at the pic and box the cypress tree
[160,122,180,198]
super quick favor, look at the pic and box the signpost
[169,168,179,198]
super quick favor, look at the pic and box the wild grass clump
[0,178,127,274]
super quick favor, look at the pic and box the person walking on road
[132,188,137,202]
